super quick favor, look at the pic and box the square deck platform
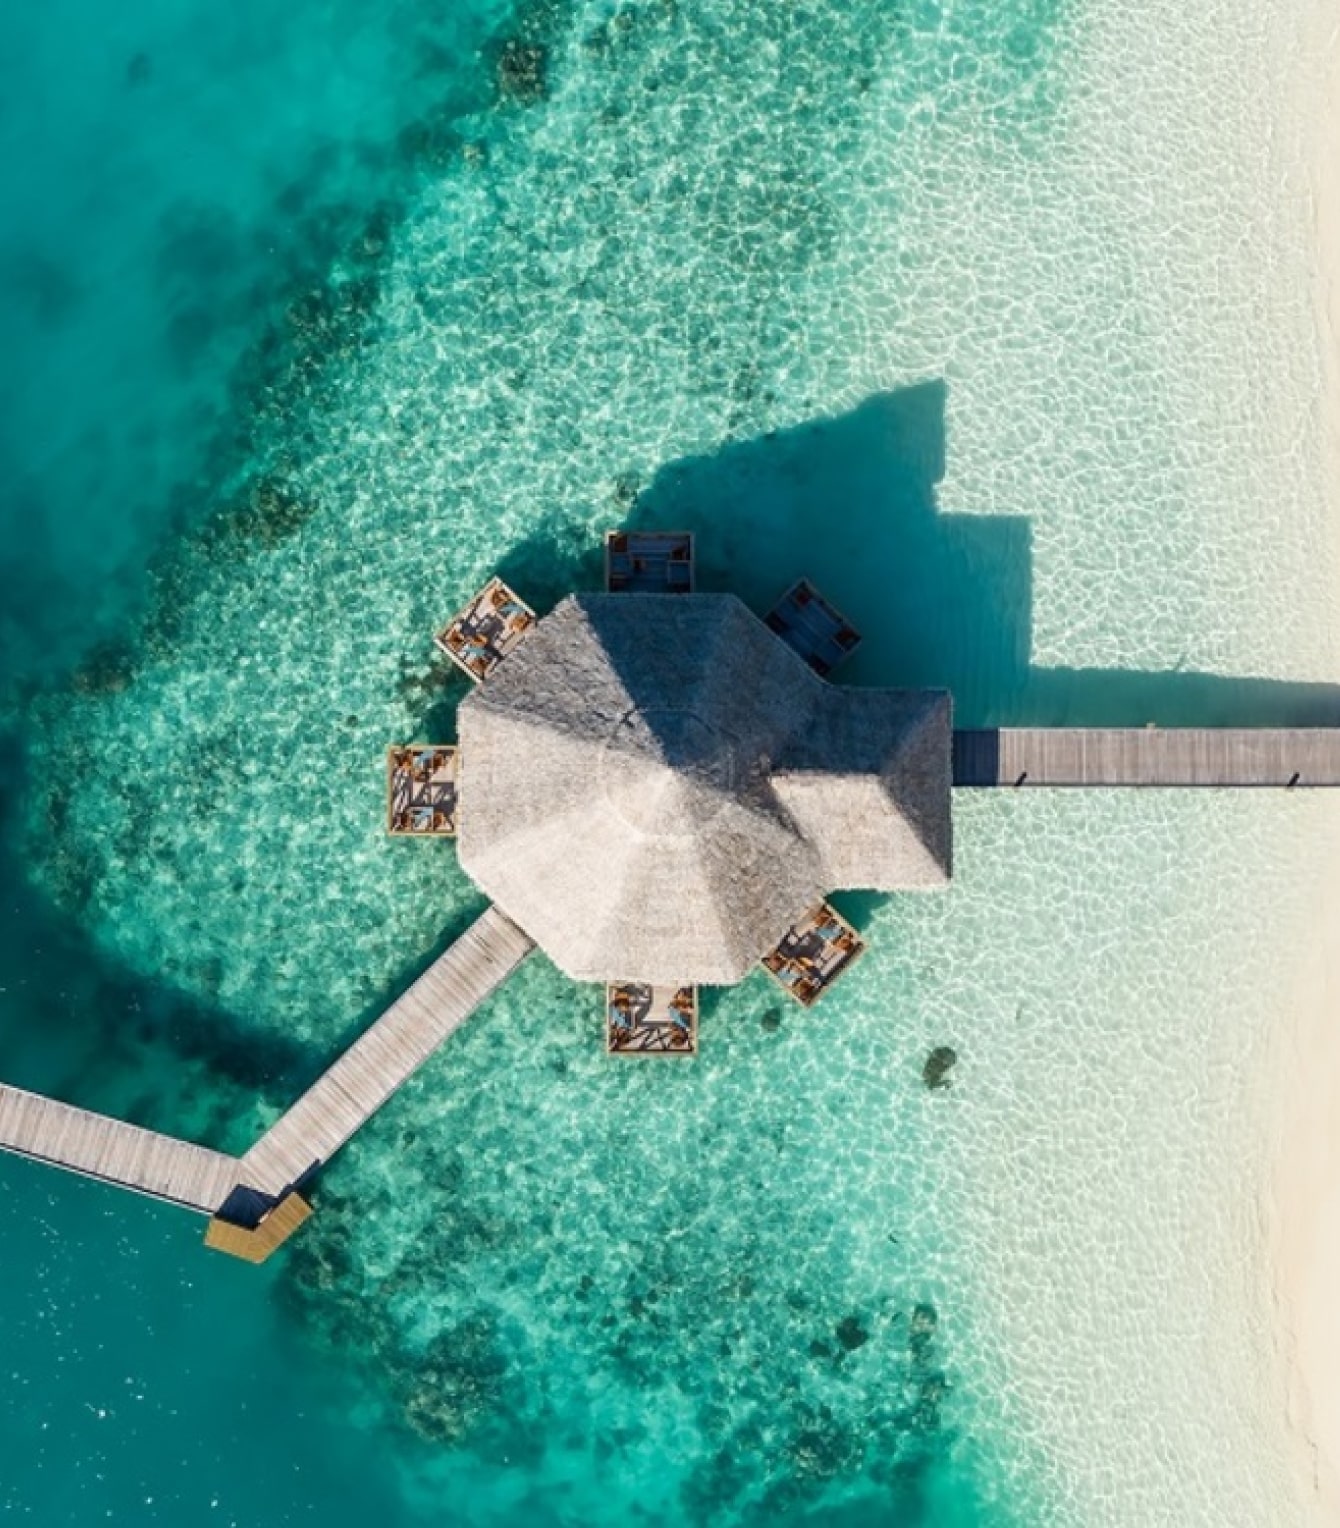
[387,745,459,835]
[761,903,865,1007]
[605,531,695,594]
[205,1192,312,1264]
[763,579,861,677]
[606,982,698,1054]
[434,577,536,682]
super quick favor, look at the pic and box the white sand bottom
[1270,16,1340,1523]
[1273,855,1340,1523]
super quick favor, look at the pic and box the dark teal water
[0,3,508,1523]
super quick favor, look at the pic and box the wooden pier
[0,906,534,1258]
[953,728,1340,787]
[241,906,534,1198]
[0,1083,240,1213]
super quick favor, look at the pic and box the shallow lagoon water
[2,0,1338,1523]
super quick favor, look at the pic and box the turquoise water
[2,0,1338,1523]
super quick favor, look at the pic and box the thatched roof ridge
[456,594,950,984]
[770,687,952,888]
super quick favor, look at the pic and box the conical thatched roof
[457,594,950,984]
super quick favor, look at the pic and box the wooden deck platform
[605,531,695,593]
[241,906,534,1197]
[0,1083,240,1213]
[952,728,1340,787]
[205,1191,312,1263]
[763,580,861,677]
[761,902,865,1008]
[606,983,697,1054]
[387,745,459,835]
[434,577,536,682]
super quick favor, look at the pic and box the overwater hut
[13,545,1340,1259]
[456,593,952,985]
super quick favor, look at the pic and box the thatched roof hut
[457,594,950,984]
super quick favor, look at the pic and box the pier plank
[240,907,534,1197]
[0,1084,240,1213]
[952,729,1340,787]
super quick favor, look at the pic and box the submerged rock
[397,115,465,173]
[922,1045,957,1089]
[231,475,319,548]
[70,639,136,695]
[908,1302,938,1367]
[400,1319,507,1444]
[788,1404,860,1480]
[834,1314,869,1352]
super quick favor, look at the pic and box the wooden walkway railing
[0,1083,240,1213]
[953,728,1340,787]
[240,906,534,1198]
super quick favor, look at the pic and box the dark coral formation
[70,639,136,696]
[281,1092,959,1520]
[496,40,548,103]
[230,474,321,549]
[397,114,467,173]
[401,1318,509,1445]
[232,479,320,553]
[923,1044,958,1089]
[835,1313,869,1352]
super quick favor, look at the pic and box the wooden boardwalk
[0,1083,240,1213]
[240,906,534,1198]
[0,905,534,1239]
[953,728,1340,787]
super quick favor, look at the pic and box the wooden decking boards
[0,1083,240,1213]
[604,531,695,593]
[205,1191,313,1263]
[387,745,459,835]
[763,580,862,677]
[952,728,1340,787]
[434,577,536,682]
[240,906,534,1198]
[605,982,698,1054]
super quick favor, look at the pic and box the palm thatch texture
[434,576,536,682]
[605,530,695,593]
[456,594,950,984]
[386,746,459,835]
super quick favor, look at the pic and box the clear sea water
[1,0,1338,1524]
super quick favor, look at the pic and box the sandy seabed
[1272,14,1340,1523]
